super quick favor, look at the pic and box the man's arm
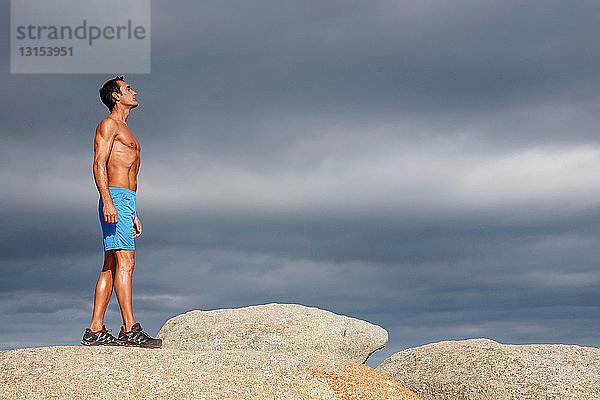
[93,118,118,224]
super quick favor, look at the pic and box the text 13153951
[18,46,73,56]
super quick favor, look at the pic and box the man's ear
[112,91,120,103]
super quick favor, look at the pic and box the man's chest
[115,129,141,151]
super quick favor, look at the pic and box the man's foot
[81,325,120,346]
[117,322,162,348]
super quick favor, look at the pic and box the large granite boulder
[376,338,600,400]
[0,346,421,400]
[157,303,388,364]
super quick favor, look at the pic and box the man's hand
[134,215,142,238]
[103,202,118,224]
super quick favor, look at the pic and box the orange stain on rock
[304,356,422,400]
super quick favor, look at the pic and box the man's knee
[115,250,135,273]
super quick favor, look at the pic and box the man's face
[114,80,138,108]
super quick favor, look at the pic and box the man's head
[99,76,138,111]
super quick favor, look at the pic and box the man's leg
[89,250,116,332]
[113,249,136,331]
[111,248,162,348]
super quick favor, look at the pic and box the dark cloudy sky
[1,0,600,367]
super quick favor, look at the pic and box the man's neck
[110,106,131,124]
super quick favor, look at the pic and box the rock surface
[157,303,388,364]
[0,346,421,400]
[376,338,600,400]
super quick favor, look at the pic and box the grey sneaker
[117,322,162,348]
[81,325,120,346]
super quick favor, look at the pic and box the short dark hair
[99,76,124,111]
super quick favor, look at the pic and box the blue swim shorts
[99,186,137,251]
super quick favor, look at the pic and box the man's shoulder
[95,117,119,137]
[97,116,119,129]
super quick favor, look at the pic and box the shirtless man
[81,76,161,348]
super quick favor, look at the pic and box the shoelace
[95,328,115,342]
